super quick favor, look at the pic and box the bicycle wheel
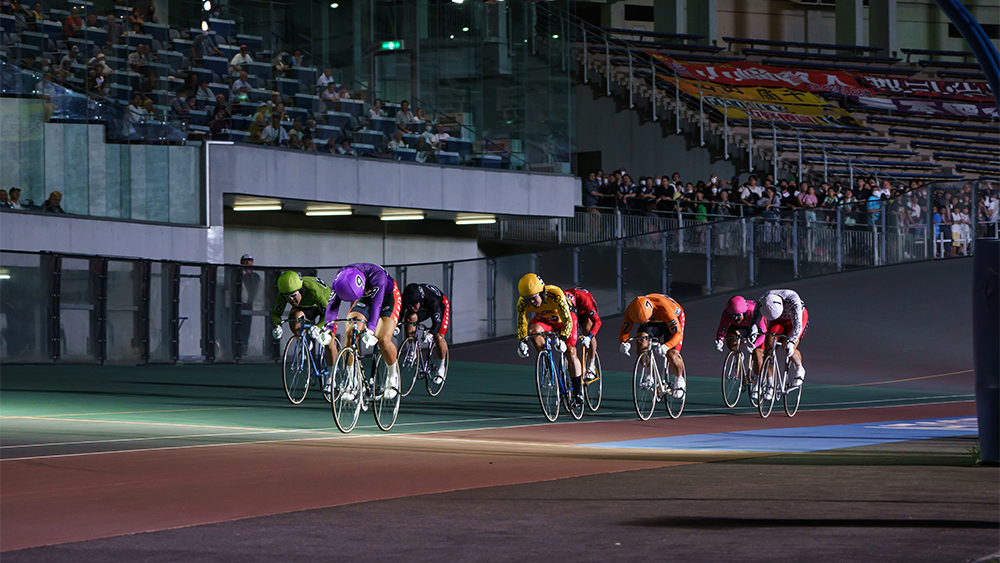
[332,347,362,433]
[758,356,777,418]
[536,350,559,422]
[664,363,685,419]
[784,372,802,417]
[584,350,602,412]
[425,339,449,397]
[397,337,421,398]
[317,338,335,404]
[562,356,584,420]
[722,350,742,408]
[372,354,399,431]
[633,351,657,421]
[282,335,311,405]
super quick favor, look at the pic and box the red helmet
[726,296,749,317]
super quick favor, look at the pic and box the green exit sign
[380,40,404,51]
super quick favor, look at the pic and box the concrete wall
[206,143,581,227]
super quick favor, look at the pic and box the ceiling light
[552,34,559,39]
[233,204,283,212]
[201,20,209,31]
[451,0,464,3]
[449,34,454,39]
[0,274,10,280]
[203,1,211,11]
[330,2,339,7]
[462,27,469,32]
[455,214,496,225]
[305,206,353,216]
[380,212,425,221]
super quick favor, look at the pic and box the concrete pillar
[654,0,685,35]
[835,0,863,46]
[869,0,897,56]
[686,0,716,45]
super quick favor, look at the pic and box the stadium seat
[201,56,228,78]
[324,110,351,130]
[354,129,384,147]
[351,142,375,156]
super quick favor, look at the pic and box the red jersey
[563,287,602,338]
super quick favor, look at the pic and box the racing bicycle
[397,321,449,397]
[580,340,602,411]
[280,317,339,405]
[330,318,400,432]
[521,332,584,422]
[757,334,802,418]
[631,335,686,420]
[721,334,761,409]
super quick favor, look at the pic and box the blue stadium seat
[201,55,227,78]
[760,59,917,76]
[189,66,214,85]
[208,18,234,40]
[474,154,503,169]
[189,109,208,126]
[314,125,342,142]
[290,66,317,91]
[436,151,460,165]
[370,116,395,137]
[0,15,13,35]
[20,31,47,53]
[393,148,416,161]
[126,34,153,49]
[84,27,107,47]
[444,137,472,158]
[889,127,999,145]
[245,61,271,81]
[868,116,998,133]
[143,23,170,44]
[324,111,351,130]
[352,143,375,156]
[402,133,420,148]
[335,98,364,118]
[11,44,42,60]
[354,129,384,147]
[235,34,262,55]
[910,140,999,154]
[275,77,298,98]
[112,44,128,59]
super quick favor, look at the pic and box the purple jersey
[325,262,395,332]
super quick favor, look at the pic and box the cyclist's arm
[660,309,683,350]
[554,293,573,341]
[582,293,601,337]
[426,297,443,334]
[324,295,342,331]
[788,296,805,345]
[619,318,633,343]
[715,311,730,341]
[365,268,390,332]
[516,298,529,341]
[270,296,285,327]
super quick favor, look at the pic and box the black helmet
[402,283,424,305]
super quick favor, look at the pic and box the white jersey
[751,289,806,344]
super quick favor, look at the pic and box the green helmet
[277,271,303,294]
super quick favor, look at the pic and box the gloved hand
[518,341,530,358]
[554,338,567,353]
[308,325,322,342]
[393,326,400,337]
[786,341,796,359]
[620,341,631,356]
[272,326,283,340]
[361,329,378,349]
[715,339,724,353]
[422,332,434,346]
[748,326,759,342]
[317,329,332,347]
[656,343,669,357]
[579,335,592,348]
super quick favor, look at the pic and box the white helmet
[762,294,784,321]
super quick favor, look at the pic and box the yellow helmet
[626,296,654,324]
[517,273,545,297]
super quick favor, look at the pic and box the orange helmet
[626,296,654,324]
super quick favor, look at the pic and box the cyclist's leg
[562,319,583,401]
[667,346,685,397]
[434,296,450,360]
[374,283,401,365]
[288,307,307,335]
[788,308,808,386]
[578,316,596,372]
[404,311,418,340]
[527,320,551,352]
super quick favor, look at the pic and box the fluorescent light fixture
[462,27,469,32]
[451,0,464,3]
[0,274,10,280]
[305,206,353,216]
[330,2,339,6]
[552,34,559,39]
[233,204,283,212]
[455,214,496,225]
[380,211,425,221]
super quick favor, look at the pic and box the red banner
[858,76,994,101]
[647,53,874,97]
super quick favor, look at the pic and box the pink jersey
[715,301,768,347]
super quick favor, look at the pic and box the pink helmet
[726,296,749,317]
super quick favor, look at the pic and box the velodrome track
[1,258,997,561]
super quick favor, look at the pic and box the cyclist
[516,273,584,407]
[618,294,686,399]
[563,286,601,380]
[270,271,338,390]
[401,282,449,385]
[327,263,402,401]
[715,295,768,397]
[748,289,808,400]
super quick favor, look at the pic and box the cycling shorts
[637,313,685,351]
[530,315,578,347]
[350,284,402,325]
[767,307,809,342]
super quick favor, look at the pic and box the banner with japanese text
[858,76,993,101]
[850,96,998,119]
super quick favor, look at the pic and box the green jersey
[271,276,332,327]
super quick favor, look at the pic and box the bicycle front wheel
[397,337,421,397]
[722,350,742,408]
[584,350,602,412]
[633,351,657,421]
[758,356,777,418]
[372,354,400,431]
[664,363,685,419]
[536,350,559,422]
[784,375,802,417]
[332,347,362,433]
[282,335,311,405]
[425,339,449,397]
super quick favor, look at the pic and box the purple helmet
[334,267,366,302]
[726,296,749,317]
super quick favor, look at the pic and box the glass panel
[59,257,99,362]
[106,260,143,364]
[0,252,50,363]
[238,266,272,361]
[577,241,619,314]
[493,253,533,337]
[213,265,234,363]
[451,259,489,344]
[177,265,204,361]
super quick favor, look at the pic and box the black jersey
[402,283,447,334]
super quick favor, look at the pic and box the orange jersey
[619,294,684,349]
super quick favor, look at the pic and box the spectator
[145,5,158,24]
[59,47,79,73]
[369,98,386,120]
[288,119,304,142]
[128,43,150,74]
[841,189,859,227]
[301,134,318,153]
[287,134,302,150]
[89,52,114,77]
[85,12,99,29]
[22,53,38,71]
[271,52,290,79]
[247,112,266,143]
[41,191,65,213]
[195,80,215,110]
[388,130,405,151]
[170,92,191,117]
[126,93,147,128]
[320,82,338,111]
[85,65,106,95]
[178,72,199,98]
[138,69,157,97]
[191,28,223,68]
[779,183,801,210]
[395,100,414,133]
[9,188,24,210]
[10,0,32,33]
[758,187,780,218]
[867,188,882,225]
[231,71,252,97]
[822,186,840,223]
[800,185,818,224]
[303,118,319,138]
[208,98,231,137]
[420,122,439,151]
[31,2,43,29]
[582,171,601,214]
[105,14,123,49]
[127,6,144,34]
[0,190,12,209]
[63,6,83,39]
[317,67,335,90]
[336,139,355,155]
[229,44,253,75]
[238,254,260,354]
[714,190,734,216]
[290,49,304,66]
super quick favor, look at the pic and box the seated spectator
[336,139,355,155]
[229,44,253,75]
[290,49,304,67]
[31,2,42,25]
[261,115,287,146]
[369,98,386,120]
[138,69,157,97]
[127,6,144,34]
[22,54,38,71]
[191,27,223,68]
[88,53,114,76]
[63,6,83,39]
[59,48,78,73]
[272,52,290,79]
[126,93,147,123]
[85,65,106,95]
[272,101,287,122]
[9,188,24,210]
[128,44,150,75]
[301,134,318,153]
[145,5,158,24]
[303,119,318,138]
[41,191,65,213]
[10,0,32,33]
[208,100,231,137]
[105,14,123,49]
[247,112,266,143]
[287,134,302,150]
[337,85,351,100]
[321,82,338,111]
[170,92,191,116]
[420,122,439,151]
[413,107,427,126]
[388,130,405,151]
[288,120,304,142]
[231,71,252,97]
[317,67,335,91]
[195,80,215,109]
[395,100,414,133]
[0,190,12,209]
[85,12,99,29]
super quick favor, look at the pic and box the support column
[687,0,717,45]
[654,0,684,35]
[869,0,898,56]
[836,0,864,47]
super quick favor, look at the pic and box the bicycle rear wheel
[397,337,420,397]
[584,350,602,412]
[373,354,400,431]
[536,350,559,422]
[664,363,685,419]
[633,351,657,421]
[425,340,449,397]
[758,356,777,418]
[282,336,310,405]
[784,375,802,417]
[562,355,583,420]
[332,347,362,433]
[722,351,743,408]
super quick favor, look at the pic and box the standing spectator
[231,71,252,97]
[867,188,882,225]
[8,188,24,210]
[582,171,601,214]
[229,44,253,75]
[800,185,818,225]
[395,100,414,133]
[369,98,386,120]
[758,187,781,219]
[271,52,290,79]
[317,67,335,90]
[41,191,65,213]
[126,6,144,34]
[0,190,12,209]
[779,184,801,210]
[191,28,223,68]
[238,254,260,355]
[841,189,859,227]
[63,6,83,39]
[105,14,123,49]
[822,186,840,224]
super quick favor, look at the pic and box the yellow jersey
[516,284,574,341]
